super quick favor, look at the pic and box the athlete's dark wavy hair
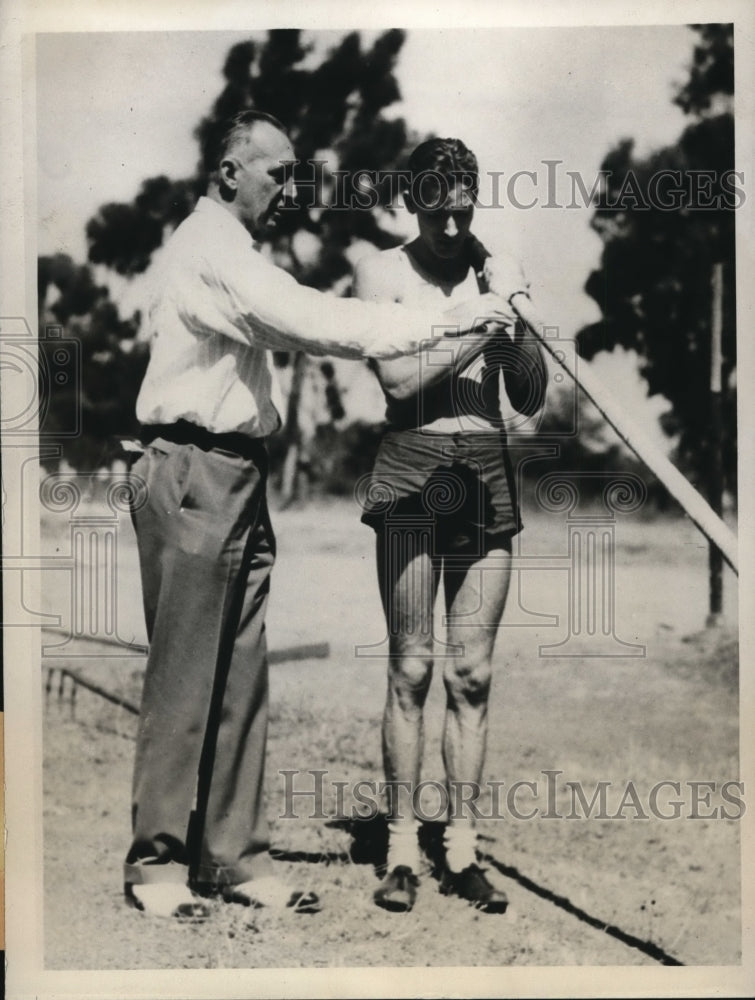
[403,137,480,210]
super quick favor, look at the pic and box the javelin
[471,241,738,574]
[512,292,738,574]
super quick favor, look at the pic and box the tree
[576,23,736,495]
[87,31,416,289]
[38,254,148,470]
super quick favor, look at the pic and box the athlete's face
[414,183,475,261]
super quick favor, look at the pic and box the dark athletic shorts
[360,429,521,557]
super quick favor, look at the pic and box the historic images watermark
[281,161,746,212]
[349,322,651,661]
[5,318,651,663]
[278,768,746,823]
[1,317,149,656]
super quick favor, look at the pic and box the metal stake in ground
[707,262,725,623]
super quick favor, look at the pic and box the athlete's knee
[389,653,434,702]
[443,655,492,706]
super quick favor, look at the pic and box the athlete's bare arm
[353,252,500,402]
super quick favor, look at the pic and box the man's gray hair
[203,109,288,176]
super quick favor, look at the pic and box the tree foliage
[87,177,197,277]
[38,254,148,470]
[673,22,733,115]
[577,23,736,493]
[86,30,414,287]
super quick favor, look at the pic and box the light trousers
[125,435,275,888]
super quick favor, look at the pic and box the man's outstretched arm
[352,252,513,400]
[196,242,509,362]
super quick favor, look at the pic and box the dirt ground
[40,493,741,970]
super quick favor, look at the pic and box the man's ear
[218,157,239,192]
[402,189,417,215]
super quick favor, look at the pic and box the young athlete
[354,137,547,912]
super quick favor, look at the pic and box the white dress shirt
[136,196,453,438]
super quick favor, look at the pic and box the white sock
[443,821,477,873]
[386,819,421,873]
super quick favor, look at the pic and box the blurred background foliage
[576,23,735,496]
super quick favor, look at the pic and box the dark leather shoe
[374,865,419,912]
[439,864,508,913]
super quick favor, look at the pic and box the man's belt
[139,420,267,461]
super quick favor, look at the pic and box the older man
[125,111,517,921]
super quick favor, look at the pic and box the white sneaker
[223,876,320,912]
[126,881,210,922]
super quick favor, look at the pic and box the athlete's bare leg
[376,530,440,812]
[442,544,512,827]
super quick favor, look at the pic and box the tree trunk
[279,351,308,508]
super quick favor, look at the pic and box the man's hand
[481,253,530,305]
[440,292,517,338]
